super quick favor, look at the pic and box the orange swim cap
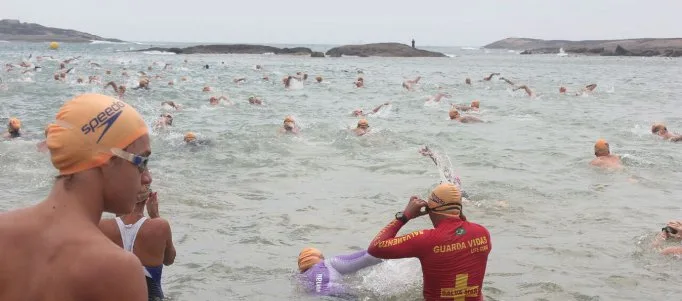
[184,132,196,142]
[297,247,323,272]
[449,109,459,119]
[594,139,610,156]
[8,118,21,131]
[357,119,369,128]
[47,94,148,175]
[427,183,464,220]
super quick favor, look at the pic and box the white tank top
[115,216,148,252]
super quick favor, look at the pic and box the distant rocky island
[484,37,682,57]
[137,42,447,58]
[137,44,315,55]
[325,43,446,57]
[0,19,123,43]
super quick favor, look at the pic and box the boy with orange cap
[353,119,370,136]
[4,117,22,138]
[449,109,483,123]
[590,139,622,168]
[0,93,152,301]
[368,183,491,301]
[652,123,682,142]
[297,247,381,296]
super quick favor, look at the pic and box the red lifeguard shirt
[368,217,491,301]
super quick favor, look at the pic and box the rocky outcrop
[0,19,123,42]
[325,43,446,57]
[310,51,325,58]
[484,37,682,57]
[136,44,313,55]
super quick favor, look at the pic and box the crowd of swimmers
[0,53,681,301]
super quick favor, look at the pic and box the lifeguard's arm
[327,249,383,275]
[367,219,428,259]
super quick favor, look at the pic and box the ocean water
[1,42,682,301]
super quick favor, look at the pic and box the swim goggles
[111,148,149,172]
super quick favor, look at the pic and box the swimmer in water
[455,100,480,112]
[4,117,22,139]
[203,86,211,92]
[234,77,247,84]
[352,102,390,117]
[105,81,126,98]
[499,77,515,86]
[561,84,597,96]
[248,96,263,105]
[209,96,228,106]
[402,76,421,91]
[161,101,180,110]
[280,116,300,134]
[297,247,382,297]
[651,123,682,142]
[315,76,323,83]
[0,94,152,301]
[154,113,173,129]
[652,220,682,255]
[513,85,535,97]
[449,109,483,123]
[133,78,150,90]
[355,77,364,88]
[99,185,176,301]
[465,78,472,85]
[590,139,622,169]
[429,92,450,102]
[353,119,370,136]
[483,72,500,81]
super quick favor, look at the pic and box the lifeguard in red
[368,183,491,301]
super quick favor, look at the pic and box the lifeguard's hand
[403,196,428,220]
[147,192,160,219]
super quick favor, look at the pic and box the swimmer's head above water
[184,132,197,143]
[471,100,480,109]
[315,76,323,83]
[283,116,296,131]
[594,139,610,157]
[298,247,324,273]
[449,109,460,120]
[357,119,369,129]
[652,123,668,136]
[7,117,21,134]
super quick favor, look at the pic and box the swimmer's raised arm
[483,73,500,81]
[104,81,119,92]
[371,102,390,114]
[513,85,533,97]
[499,77,515,86]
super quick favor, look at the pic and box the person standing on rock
[412,39,416,48]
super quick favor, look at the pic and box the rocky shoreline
[487,38,682,57]
[0,19,123,43]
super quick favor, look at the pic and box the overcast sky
[3,0,681,46]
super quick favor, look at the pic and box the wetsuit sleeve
[326,250,382,275]
[367,219,429,259]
